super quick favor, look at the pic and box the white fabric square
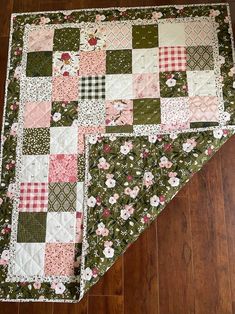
[106,74,133,100]
[20,155,49,182]
[76,182,84,212]
[22,77,52,102]
[132,48,159,73]
[160,97,189,125]
[158,22,186,47]
[187,70,217,97]
[13,243,45,276]
[46,212,76,243]
[50,126,78,154]
[77,100,105,126]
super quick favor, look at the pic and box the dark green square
[48,183,77,212]
[160,72,188,97]
[17,212,47,243]
[132,25,158,49]
[26,51,52,77]
[23,128,50,155]
[51,101,78,127]
[133,99,160,125]
[53,28,80,51]
[106,50,132,74]
[106,125,133,133]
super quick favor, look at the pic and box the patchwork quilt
[0,3,234,302]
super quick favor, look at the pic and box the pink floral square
[52,77,79,101]
[78,126,105,154]
[80,51,106,76]
[49,154,77,183]
[133,73,160,99]
[105,100,133,126]
[44,243,75,276]
[23,102,51,128]
[28,29,54,52]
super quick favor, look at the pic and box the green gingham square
[80,76,105,100]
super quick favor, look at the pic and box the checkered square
[159,46,186,72]
[80,76,105,100]
[19,183,48,212]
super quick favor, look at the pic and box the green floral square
[133,98,161,124]
[17,212,47,243]
[132,25,158,49]
[22,128,50,155]
[48,183,77,212]
[26,51,52,77]
[106,50,132,74]
[186,46,214,70]
[160,72,188,97]
[53,28,80,51]
[51,101,78,126]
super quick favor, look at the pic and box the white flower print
[83,267,93,281]
[98,157,110,170]
[182,138,197,153]
[87,196,97,207]
[120,141,133,155]
[148,135,157,143]
[150,195,160,207]
[1,250,9,261]
[121,209,131,220]
[213,129,223,139]
[159,156,173,168]
[103,247,114,258]
[54,282,66,294]
[168,177,180,187]
[166,78,176,87]
[52,112,61,122]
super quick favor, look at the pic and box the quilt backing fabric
[0,3,234,302]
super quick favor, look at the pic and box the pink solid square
[80,51,106,76]
[133,73,160,99]
[49,154,77,183]
[52,77,79,102]
[23,102,51,128]
[28,29,54,52]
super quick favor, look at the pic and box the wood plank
[157,197,194,314]
[19,302,53,314]
[53,295,87,314]
[188,154,232,314]
[0,0,13,37]
[0,302,19,314]
[88,296,123,314]
[13,0,39,12]
[89,256,123,296]
[124,221,159,314]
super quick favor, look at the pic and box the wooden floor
[0,0,235,313]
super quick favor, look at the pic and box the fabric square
[159,46,186,72]
[105,100,133,126]
[132,25,158,49]
[24,101,51,128]
[22,77,52,102]
[158,22,186,47]
[45,212,76,243]
[80,25,106,51]
[189,96,219,122]
[106,74,133,100]
[160,72,188,97]
[132,48,159,73]
[52,76,79,101]
[76,213,83,243]
[78,126,105,154]
[106,50,132,74]
[160,97,190,125]
[76,182,84,212]
[80,76,105,100]
[53,51,80,76]
[187,70,217,96]
[13,243,45,276]
[133,73,160,99]
[77,100,105,126]
[133,98,161,125]
[79,51,106,76]
[28,29,54,52]
[20,155,49,183]
[19,183,48,212]
[53,28,80,51]
[50,126,78,154]
[26,51,52,77]
[17,212,47,243]
[186,46,214,70]
[51,101,78,127]
[22,128,50,155]
[77,154,85,181]
[44,243,75,276]
[185,21,214,46]
[106,24,132,50]
[48,183,77,212]
[49,154,77,183]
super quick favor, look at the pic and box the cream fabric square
[132,48,159,73]
[158,22,186,47]
[160,97,189,125]
[76,182,84,212]
[106,74,133,100]
[22,77,52,102]
[20,155,49,182]
[50,126,78,154]
[13,243,45,276]
[46,212,76,243]
[187,70,217,97]
[77,100,105,126]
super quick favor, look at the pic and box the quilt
[0,3,234,302]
